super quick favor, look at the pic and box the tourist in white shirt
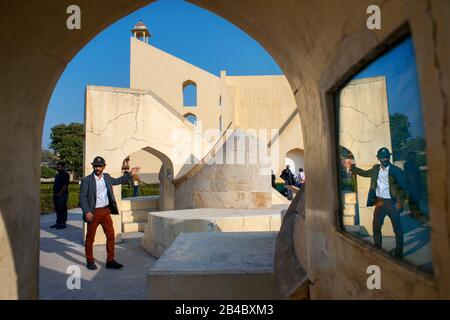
[80,156,140,270]
[345,147,407,259]
[295,168,305,187]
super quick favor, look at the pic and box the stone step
[121,195,159,211]
[147,232,281,299]
[122,210,149,223]
[122,221,146,233]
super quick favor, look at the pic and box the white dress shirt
[95,174,109,208]
[376,165,391,199]
[296,172,305,184]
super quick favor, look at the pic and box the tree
[389,113,411,160]
[49,123,84,177]
[41,148,56,164]
[41,166,57,179]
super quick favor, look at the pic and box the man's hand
[85,212,94,223]
[343,158,353,171]
[130,166,141,176]
[395,202,403,210]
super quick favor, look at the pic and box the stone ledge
[141,206,287,258]
[147,232,281,299]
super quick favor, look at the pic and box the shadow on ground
[39,209,156,300]
[351,211,433,274]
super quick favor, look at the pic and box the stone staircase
[121,196,159,233]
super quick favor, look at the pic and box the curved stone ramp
[147,232,281,300]
[141,204,288,258]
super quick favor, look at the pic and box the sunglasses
[93,165,105,168]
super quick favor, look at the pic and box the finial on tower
[131,20,151,43]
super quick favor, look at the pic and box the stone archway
[285,148,305,175]
[0,0,449,300]
[142,146,175,211]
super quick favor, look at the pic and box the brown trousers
[85,207,115,263]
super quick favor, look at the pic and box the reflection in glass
[336,36,432,273]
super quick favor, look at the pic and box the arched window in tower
[183,80,197,107]
[184,113,197,125]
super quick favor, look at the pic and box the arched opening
[182,80,197,107]
[183,112,197,125]
[285,148,304,176]
[120,150,161,199]
[2,0,446,302]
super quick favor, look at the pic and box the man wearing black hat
[51,161,70,229]
[345,147,408,258]
[80,156,140,270]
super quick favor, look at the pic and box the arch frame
[319,20,444,297]
[182,80,198,107]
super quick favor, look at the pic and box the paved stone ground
[349,211,433,274]
[39,209,156,300]
[151,232,277,274]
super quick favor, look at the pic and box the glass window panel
[336,36,432,274]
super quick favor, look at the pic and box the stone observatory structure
[0,0,449,301]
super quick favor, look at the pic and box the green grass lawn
[41,182,159,214]
[121,183,159,198]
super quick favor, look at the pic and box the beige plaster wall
[226,75,304,178]
[226,76,298,130]
[130,40,303,180]
[130,37,222,132]
[279,114,305,181]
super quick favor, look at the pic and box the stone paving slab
[39,209,156,300]
[150,232,277,274]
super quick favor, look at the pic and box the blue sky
[353,37,424,138]
[42,0,282,148]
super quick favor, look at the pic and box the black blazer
[79,172,132,222]
[351,164,407,207]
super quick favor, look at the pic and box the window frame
[182,80,198,107]
[320,23,437,280]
